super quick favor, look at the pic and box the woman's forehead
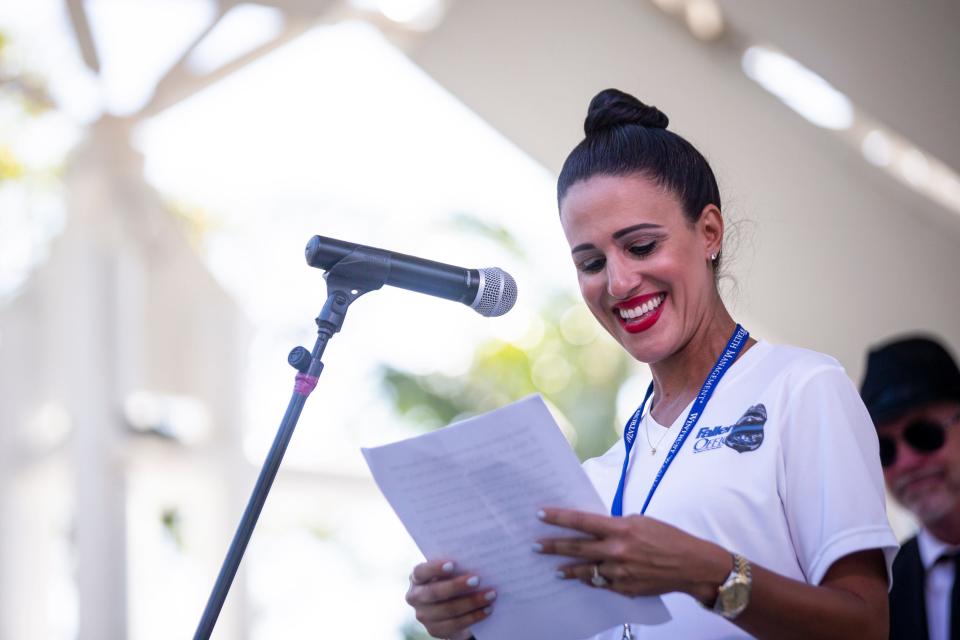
[560,174,683,234]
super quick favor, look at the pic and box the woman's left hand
[534,508,730,602]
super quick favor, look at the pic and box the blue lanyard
[610,324,749,517]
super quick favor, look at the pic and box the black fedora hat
[860,336,960,425]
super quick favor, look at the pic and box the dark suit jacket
[889,535,929,640]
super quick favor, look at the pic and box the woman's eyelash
[578,241,658,273]
[580,258,605,273]
[629,241,657,257]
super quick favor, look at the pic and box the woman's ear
[698,204,724,260]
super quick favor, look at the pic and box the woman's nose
[605,256,639,299]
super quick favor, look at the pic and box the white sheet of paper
[361,395,671,640]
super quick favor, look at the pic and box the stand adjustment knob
[288,346,312,373]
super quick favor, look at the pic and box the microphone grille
[473,268,518,317]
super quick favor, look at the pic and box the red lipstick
[613,292,666,334]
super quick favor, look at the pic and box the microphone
[305,235,518,317]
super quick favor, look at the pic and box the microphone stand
[193,247,390,639]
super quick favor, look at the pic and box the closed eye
[629,241,657,257]
[578,257,606,273]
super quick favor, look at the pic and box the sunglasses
[879,418,955,468]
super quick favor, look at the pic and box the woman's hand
[534,508,730,603]
[404,559,497,640]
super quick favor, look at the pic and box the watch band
[713,553,752,620]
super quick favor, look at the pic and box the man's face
[879,401,960,525]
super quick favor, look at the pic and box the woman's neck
[648,305,742,426]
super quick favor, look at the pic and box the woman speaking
[404,89,897,639]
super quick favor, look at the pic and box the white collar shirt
[917,527,960,640]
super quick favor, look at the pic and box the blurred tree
[167,198,225,250]
[380,215,641,461]
[0,143,23,181]
[401,619,435,640]
[0,27,71,301]
[381,291,637,460]
[0,29,57,150]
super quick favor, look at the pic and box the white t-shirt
[581,340,899,639]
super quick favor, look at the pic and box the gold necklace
[644,414,671,455]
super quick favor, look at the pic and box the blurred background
[0,0,958,638]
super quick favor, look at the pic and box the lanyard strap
[610,324,749,517]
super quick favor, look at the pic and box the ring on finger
[591,563,609,588]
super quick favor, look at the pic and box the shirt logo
[693,404,767,454]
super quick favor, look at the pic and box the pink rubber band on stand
[294,372,319,396]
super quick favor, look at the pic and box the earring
[710,253,718,261]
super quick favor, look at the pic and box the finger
[534,535,611,560]
[419,601,493,639]
[557,561,661,598]
[555,561,601,584]
[538,508,625,537]
[408,573,487,606]
[415,588,498,623]
[558,561,634,595]
[410,559,456,585]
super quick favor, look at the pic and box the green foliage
[0,145,24,181]
[447,212,528,261]
[400,619,435,640]
[380,292,638,460]
[0,29,56,184]
[160,507,185,551]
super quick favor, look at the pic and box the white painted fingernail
[483,606,493,615]
[441,562,455,573]
[466,576,480,587]
[536,510,546,520]
[531,543,543,553]
[485,590,497,601]
[555,570,566,579]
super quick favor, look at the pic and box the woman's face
[559,173,722,364]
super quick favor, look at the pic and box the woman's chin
[620,335,673,365]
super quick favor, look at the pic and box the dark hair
[557,89,722,230]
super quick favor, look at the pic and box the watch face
[721,582,750,613]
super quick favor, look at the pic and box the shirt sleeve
[777,363,899,586]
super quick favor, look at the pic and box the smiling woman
[402,89,900,640]
[560,173,723,368]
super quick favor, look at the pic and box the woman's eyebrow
[612,223,662,239]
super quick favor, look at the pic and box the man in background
[861,335,960,640]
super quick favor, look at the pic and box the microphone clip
[316,245,390,334]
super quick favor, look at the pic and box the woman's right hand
[405,559,497,640]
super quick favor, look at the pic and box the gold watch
[712,553,752,620]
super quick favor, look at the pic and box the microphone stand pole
[193,247,390,639]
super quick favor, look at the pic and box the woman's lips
[613,292,666,334]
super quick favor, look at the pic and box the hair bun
[584,88,669,135]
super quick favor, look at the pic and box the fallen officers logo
[693,404,767,454]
